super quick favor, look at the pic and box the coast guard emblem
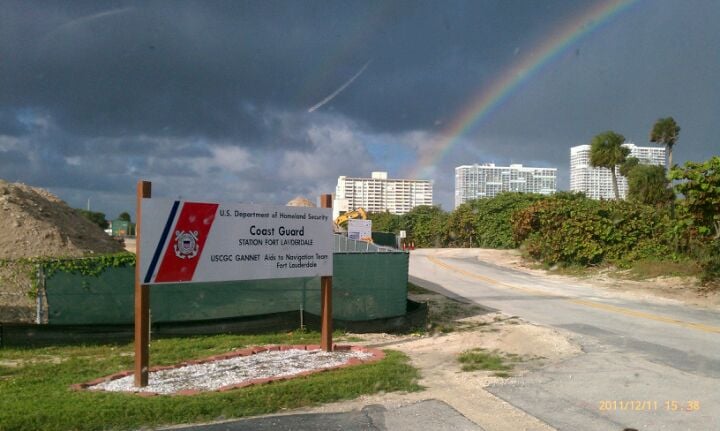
[174,230,199,259]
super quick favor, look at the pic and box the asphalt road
[409,249,720,431]
[163,400,483,431]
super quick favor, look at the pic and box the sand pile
[0,180,123,259]
[0,180,125,322]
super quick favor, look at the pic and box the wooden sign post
[134,180,151,387]
[319,194,333,352]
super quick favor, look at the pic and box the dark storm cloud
[309,0,592,132]
[3,135,131,191]
[0,0,587,141]
[0,110,28,136]
[1,1,315,142]
[1,0,718,214]
[0,149,29,167]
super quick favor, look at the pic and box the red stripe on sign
[154,202,219,283]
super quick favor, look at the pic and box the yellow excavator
[334,208,373,242]
[334,208,368,228]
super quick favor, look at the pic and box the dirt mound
[0,180,123,259]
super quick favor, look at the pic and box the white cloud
[280,123,369,180]
[0,135,22,151]
[65,156,82,166]
[208,146,254,173]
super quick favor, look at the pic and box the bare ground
[292,288,581,431]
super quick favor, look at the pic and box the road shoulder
[422,248,720,310]
[289,309,580,431]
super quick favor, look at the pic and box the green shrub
[511,196,674,267]
[670,156,720,284]
[401,205,448,248]
[694,240,720,286]
[367,211,403,233]
[446,193,546,249]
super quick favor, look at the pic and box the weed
[457,348,513,373]
[407,282,433,295]
[625,258,700,280]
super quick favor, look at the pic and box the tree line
[77,210,133,232]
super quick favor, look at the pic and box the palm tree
[590,131,630,200]
[650,117,680,168]
[619,156,639,178]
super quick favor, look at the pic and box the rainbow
[408,0,641,179]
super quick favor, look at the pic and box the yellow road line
[426,255,720,335]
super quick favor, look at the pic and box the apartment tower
[454,163,557,208]
[570,143,665,200]
[333,171,433,219]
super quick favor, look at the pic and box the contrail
[308,60,371,113]
[42,7,135,42]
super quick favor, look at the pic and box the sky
[1,0,718,218]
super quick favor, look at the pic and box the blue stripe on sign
[144,200,180,283]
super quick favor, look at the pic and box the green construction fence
[44,252,408,325]
[371,231,397,248]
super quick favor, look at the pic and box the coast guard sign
[139,199,333,284]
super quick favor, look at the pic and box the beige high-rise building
[333,171,433,219]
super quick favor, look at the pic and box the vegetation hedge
[511,196,674,267]
[446,193,545,248]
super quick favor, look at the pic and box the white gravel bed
[91,349,373,394]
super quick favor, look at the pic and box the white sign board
[347,219,372,241]
[139,200,333,284]
[399,230,406,239]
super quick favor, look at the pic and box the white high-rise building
[454,164,557,208]
[570,143,666,200]
[333,171,433,218]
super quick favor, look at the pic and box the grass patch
[423,299,488,334]
[429,299,485,323]
[547,264,597,277]
[544,258,700,282]
[408,282,489,334]
[337,335,365,343]
[407,282,432,295]
[457,348,514,374]
[0,331,421,431]
[624,258,701,280]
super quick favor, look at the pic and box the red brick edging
[70,344,385,396]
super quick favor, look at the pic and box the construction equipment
[334,208,368,228]
[334,208,373,242]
